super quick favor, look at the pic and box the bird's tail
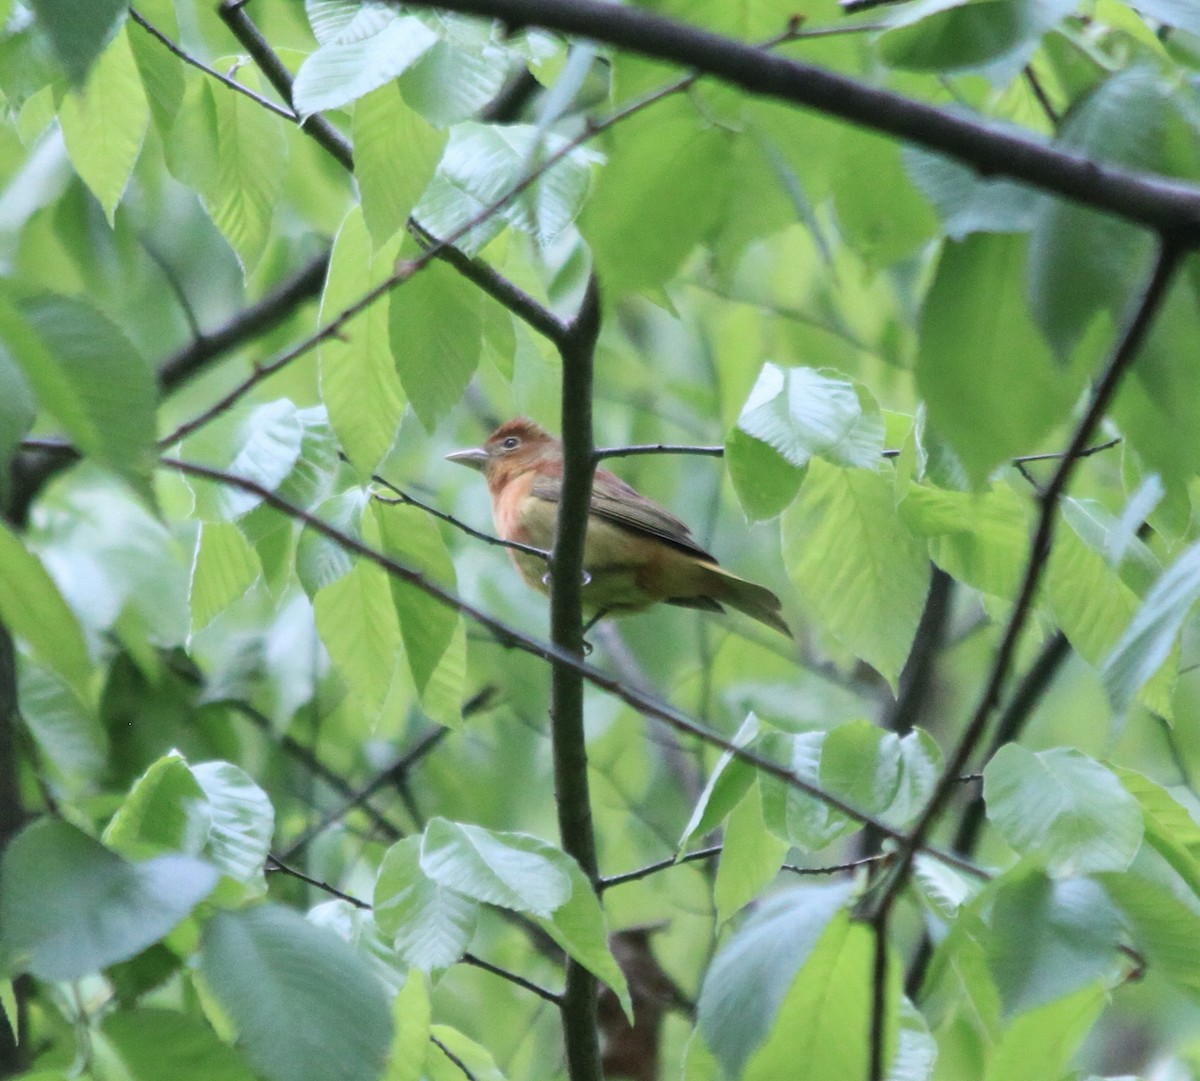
[702,564,792,638]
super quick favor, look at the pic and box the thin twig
[431,1035,480,1081]
[279,727,452,861]
[372,475,550,562]
[129,8,296,120]
[223,697,406,840]
[1023,63,1060,126]
[266,854,371,908]
[594,443,724,461]
[461,953,562,1005]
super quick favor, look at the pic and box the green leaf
[313,542,404,719]
[199,78,289,276]
[426,1026,509,1081]
[293,9,438,115]
[0,346,35,506]
[399,33,509,127]
[200,905,394,1081]
[17,663,106,791]
[0,521,93,703]
[902,479,1032,599]
[373,501,464,727]
[1046,505,1172,715]
[982,984,1107,1081]
[126,0,184,135]
[1029,68,1181,358]
[735,364,884,471]
[0,818,217,981]
[186,401,306,521]
[57,26,148,223]
[419,818,572,917]
[320,208,408,475]
[353,85,446,249]
[714,783,788,924]
[759,732,853,851]
[1101,539,1200,715]
[917,232,1076,485]
[191,522,262,632]
[902,145,1038,240]
[880,0,1069,73]
[531,855,632,1021]
[830,128,938,265]
[697,882,854,1078]
[296,490,365,595]
[31,468,191,648]
[384,972,431,1081]
[390,262,482,431]
[782,460,931,687]
[678,713,759,849]
[29,0,126,83]
[742,917,890,1081]
[983,746,1143,875]
[375,837,479,972]
[190,761,274,886]
[983,867,1124,1017]
[413,123,597,253]
[306,900,409,995]
[1115,767,1200,899]
[580,99,733,294]
[103,1008,257,1081]
[725,427,804,521]
[0,293,156,492]
[819,721,941,828]
[1099,869,1200,996]
[103,751,211,860]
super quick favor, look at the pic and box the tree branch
[402,0,1200,240]
[157,252,331,395]
[129,8,296,120]
[548,274,604,1081]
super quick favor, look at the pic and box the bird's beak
[446,447,489,471]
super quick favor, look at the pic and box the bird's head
[446,418,559,489]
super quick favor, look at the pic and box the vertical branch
[549,275,604,1081]
[0,625,28,1075]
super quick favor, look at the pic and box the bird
[446,418,791,637]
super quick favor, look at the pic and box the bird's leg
[580,607,612,654]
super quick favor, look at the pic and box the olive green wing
[530,469,718,562]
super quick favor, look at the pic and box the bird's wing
[530,469,718,563]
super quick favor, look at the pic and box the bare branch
[129,8,296,120]
[371,475,550,562]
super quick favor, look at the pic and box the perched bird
[447,419,791,637]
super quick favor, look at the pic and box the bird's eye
[501,436,520,450]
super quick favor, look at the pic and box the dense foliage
[3,1,1200,1079]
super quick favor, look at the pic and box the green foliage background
[2,0,1200,1079]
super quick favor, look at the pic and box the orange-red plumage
[448,419,791,637]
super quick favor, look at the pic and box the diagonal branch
[861,239,1185,1079]
[401,0,1200,240]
